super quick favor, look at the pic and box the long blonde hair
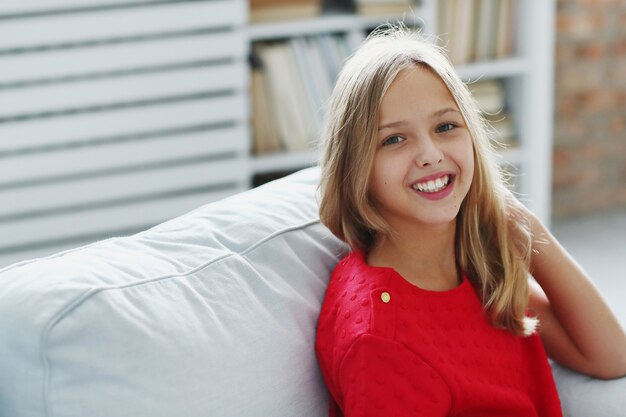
[318,26,537,336]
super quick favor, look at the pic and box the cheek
[368,165,383,200]
[466,153,475,179]
[371,158,389,186]
[461,140,475,177]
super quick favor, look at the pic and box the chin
[415,212,459,227]
[424,218,457,227]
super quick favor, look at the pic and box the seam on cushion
[0,210,318,276]
[109,218,321,291]
[0,234,124,275]
[39,217,322,415]
[40,287,99,417]
[239,219,324,256]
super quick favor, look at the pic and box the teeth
[412,175,450,193]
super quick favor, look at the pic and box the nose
[414,136,444,167]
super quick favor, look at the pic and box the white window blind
[0,0,249,268]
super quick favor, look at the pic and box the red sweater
[315,251,562,417]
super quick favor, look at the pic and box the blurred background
[550,0,625,322]
[0,0,623,316]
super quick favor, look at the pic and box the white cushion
[0,167,347,417]
[551,362,626,417]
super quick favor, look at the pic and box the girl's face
[369,66,474,230]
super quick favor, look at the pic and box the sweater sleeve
[337,333,452,417]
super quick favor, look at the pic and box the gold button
[381,292,391,303]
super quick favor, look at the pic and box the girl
[315,26,626,417]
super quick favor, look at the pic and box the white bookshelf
[0,0,555,268]
[246,0,555,225]
[251,149,319,174]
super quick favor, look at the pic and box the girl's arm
[525,211,626,379]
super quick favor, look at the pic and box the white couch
[0,167,624,417]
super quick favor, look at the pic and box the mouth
[410,174,455,194]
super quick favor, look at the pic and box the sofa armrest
[552,361,626,417]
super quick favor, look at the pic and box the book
[495,0,517,58]
[255,43,309,151]
[290,37,324,131]
[316,35,342,86]
[356,4,414,16]
[251,0,316,6]
[441,0,516,63]
[250,65,283,155]
[450,0,475,65]
[251,33,355,153]
[305,37,334,109]
[437,0,456,56]
[474,0,497,61]
[249,0,321,23]
[472,0,494,61]
[485,113,517,148]
[282,42,317,149]
[469,79,505,114]
[333,33,352,59]
[354,0,415,15]
[354,0,412,4]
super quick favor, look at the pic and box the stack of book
[438,0,517,65]
[469,79,517,149]
[249,0,322,23]
[250,34,352,155]
[354,0,417,16]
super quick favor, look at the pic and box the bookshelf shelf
[248,15,357,41]
[456,57,528,81]
[247,12,425,42]
[251,150,319,174]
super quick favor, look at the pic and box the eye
[436,123,457,133]
[382,135,405,146]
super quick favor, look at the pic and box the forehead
[378,66,457,120]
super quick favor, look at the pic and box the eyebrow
[378,108,460,131]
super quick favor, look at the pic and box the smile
[411,175,451,193]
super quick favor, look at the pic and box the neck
[368,220,459,290]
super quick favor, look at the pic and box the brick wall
[553,0,626,218]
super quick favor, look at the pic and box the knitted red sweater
[315,251,562,416]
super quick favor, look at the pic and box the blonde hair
[318,26,537,336]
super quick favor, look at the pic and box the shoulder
[316,250,400,362]
[320,251,395,337]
